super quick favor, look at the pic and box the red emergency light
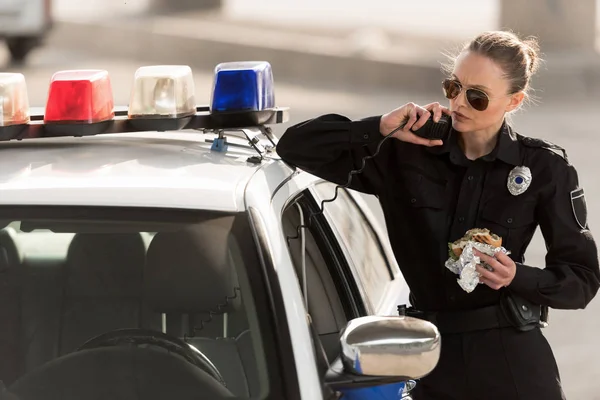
[44,70,115,126]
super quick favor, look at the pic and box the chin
[451,118,470,133]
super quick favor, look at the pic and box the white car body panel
[0,132,260,211]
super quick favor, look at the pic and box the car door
[276,175,412,400]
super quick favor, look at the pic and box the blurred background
[1,0,599,398]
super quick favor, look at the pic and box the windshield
[0,206,275,400]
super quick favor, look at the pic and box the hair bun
[522,36,541,75]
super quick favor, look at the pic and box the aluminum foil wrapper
[445,241,510,293]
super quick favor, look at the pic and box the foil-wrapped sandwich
[445,228,510,293]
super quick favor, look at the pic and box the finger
[480,276,503,290]
[441,106,452,116]
[474,250,505,273]
[433,104,443,122]
[476,264,503,284]
[410,107,431,131]
[402,104,418,131]
[423,102,442,122]
[489,255,511,278]
[495,251,513,265]
[427,139,444,147]
[409,136,444,147]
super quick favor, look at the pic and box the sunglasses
[442,79,490,112]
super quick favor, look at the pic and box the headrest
[144,216,240,314]
[0,227,22,271]
[65,233,146,297]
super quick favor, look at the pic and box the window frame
[283,191,368,320]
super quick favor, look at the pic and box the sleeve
[276,113,393,195]
[509,162,600,309]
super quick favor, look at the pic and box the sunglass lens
[443,79,461,99]
[466,89,489,111]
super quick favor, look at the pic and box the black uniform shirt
[277,114,600,312]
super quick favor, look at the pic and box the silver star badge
[507,166,532,196]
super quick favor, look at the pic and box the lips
[453,111,469,120]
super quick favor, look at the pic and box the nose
[451,88,468,110]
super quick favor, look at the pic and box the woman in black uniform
[277,31,600,399]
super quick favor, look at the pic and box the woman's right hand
[379,102,446,147]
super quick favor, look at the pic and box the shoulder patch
[571,187,589,230]
[520,136,569,163]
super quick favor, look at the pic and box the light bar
[0,62,289,143]
[44,69,114,127]
[210,61,275,113]
[0,73,30,127]
[128,65,196,119]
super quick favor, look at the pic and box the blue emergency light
[210,61,275,113]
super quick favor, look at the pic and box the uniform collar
[427,120,521,166]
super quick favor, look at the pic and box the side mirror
[341,315,440,378]
[325,315,440,393]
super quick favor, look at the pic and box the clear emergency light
[0,73,30,127]
[128,65,196,131]
[44,70,115,136]
[0,73,30,141]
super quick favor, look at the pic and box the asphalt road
[1,42,599,399]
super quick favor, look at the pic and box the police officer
[277,31,600,399]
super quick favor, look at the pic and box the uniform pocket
[397,168,446,210]
[479,197,537,252]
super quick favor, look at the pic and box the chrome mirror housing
[340,315,440,379]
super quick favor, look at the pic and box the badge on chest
[507,166,532,196]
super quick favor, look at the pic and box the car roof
[0,131,277,212]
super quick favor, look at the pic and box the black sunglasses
[442,79,490,112]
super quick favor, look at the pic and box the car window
[313,181,393,312]
[281,196,355,364]
[0,207,278,400]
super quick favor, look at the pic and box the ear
[505,91,525,112]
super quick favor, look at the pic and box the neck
[458,119,504,160]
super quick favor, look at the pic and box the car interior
[0,213,266,400]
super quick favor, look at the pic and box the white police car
[0,63,440,400]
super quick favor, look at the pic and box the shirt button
[363,134,369,140]
[507,218,513,224]
[467,175,474,181]
[458,216,465,223]
[411,198,417,204]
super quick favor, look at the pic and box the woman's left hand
[474,249,517,290]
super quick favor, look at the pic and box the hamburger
[448,228,502,260]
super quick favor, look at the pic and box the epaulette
[520,136,569,164]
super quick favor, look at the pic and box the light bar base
[207,108,286,129]
[0,124,28,141]
[44,121,113,137]
[128,116,192,132]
